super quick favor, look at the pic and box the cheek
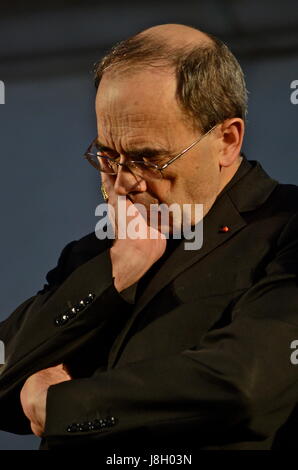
[188,153,218,184]
[146,177,173,202]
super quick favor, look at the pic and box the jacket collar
[214,155,279,212]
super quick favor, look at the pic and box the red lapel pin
[219,225,230,233]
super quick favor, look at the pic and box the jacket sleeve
[0,235,132,434]
[42,212,298,449]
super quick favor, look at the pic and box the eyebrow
[96,139,169,159]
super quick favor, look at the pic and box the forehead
[95,69,187,141]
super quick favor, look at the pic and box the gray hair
[94,32,248,133]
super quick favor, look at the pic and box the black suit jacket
[0,156,298,450]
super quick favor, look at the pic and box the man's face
[95,68,222,225]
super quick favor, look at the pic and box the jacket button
[87,421,94,431]
[78,422,90,432]
[68,307,77,319]
[96,418,105,428]
[84,293,95,305]
[54,293,95,327]
[66,423,79,433]
[108,416,116,426]
[75,303,85,313]
[54,313,69,326]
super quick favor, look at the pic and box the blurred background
[0,0,297,449]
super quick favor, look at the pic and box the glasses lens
[127,162,162,180]
[97,158,162,179]
[85,144,163,179]
[98,156,118,174]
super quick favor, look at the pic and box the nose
[113,163,147,196]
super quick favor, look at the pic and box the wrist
[110,244,154,292]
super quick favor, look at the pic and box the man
[0,23,298,451]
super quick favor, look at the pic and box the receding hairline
[93,25,248,133]
[95,28,217,84]
[136,23,214,49]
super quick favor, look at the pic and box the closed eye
[94,141,171,168]
[142,155,168,165]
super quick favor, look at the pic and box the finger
[31,421,43,437]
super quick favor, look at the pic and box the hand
[20,364,71,437]
[101,171,167,292]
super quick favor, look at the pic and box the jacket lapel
[132,193,247,315]
[108,158,278,368]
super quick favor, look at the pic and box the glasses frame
[84,124,218,178]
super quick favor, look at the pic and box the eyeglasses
[84,124,217,180]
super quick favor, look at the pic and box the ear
[217,118,245,167]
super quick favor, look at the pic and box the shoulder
[265,183,298,221]
[271,183,298,207]
[45,232,112,287]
